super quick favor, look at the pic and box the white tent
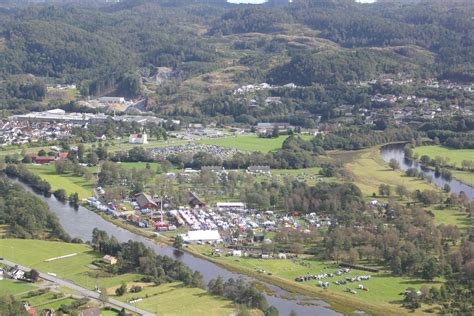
[183,230,221,242]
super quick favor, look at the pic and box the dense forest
[0,0,472,121]
[0,175,69,240]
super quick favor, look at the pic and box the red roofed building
[31,155,55,164]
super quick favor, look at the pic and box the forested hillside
[0,0,472,120]
[0,176,70,240]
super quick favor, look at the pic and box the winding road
[0,259,155,316]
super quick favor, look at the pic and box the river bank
[9,177,341,316]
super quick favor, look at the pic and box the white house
[10,268,25,280]
[129,133,148,144]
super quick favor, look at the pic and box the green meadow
[0,239,238,315]
[199,135,312,153]
[0,279,35,295]
[26,164,95,199]
[344,147,433,197]
[113,282,237,316]
[414,145,474,167]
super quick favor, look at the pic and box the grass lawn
[0,279,35,296]
[344,147,434,198]
[198,135,312,153]
[429,208,473,229]
[33,297,76,310]
[213,255,441,311]
[0,239,141,291]
[452,171,474,187]
[414,145,474,168]
[113,281,237,316]
[26,164,95,199]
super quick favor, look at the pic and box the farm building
[30,155,56,164]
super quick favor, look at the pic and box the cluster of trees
[313,127,418,150]
[209,7,288,35]
[91,229,204,288]
[4,164,51,196]
[0,296,28,316]
[5,77,46,101]
[324,203,449,278]
[73,120,169,144]
[0,176,69,240]
[98,161,155,194]
[207,277,269,312]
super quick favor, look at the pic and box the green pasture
[198,135,312,153]
[0,279,35,296]
[216,256,441,306]
[429,208,473,229]
[26,164,95,199]
[344,148,434,197]
[0,239,140,291]
[33,297,76,310]
[114,282,236,316]
[414,145,474,168]
[452,171,474,187]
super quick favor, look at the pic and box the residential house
[128,133,148,144]
[102,255,117,265]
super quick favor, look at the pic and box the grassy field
[429,208,473,228]
[0,279,35,295]
[26,164,95,199]
[215,256,440,305]
[0,239,238,315]
[344,147,433,197]
[452,171,474,187]
[199,135,312,153]
[414,145,474,168]
[33,297,76,310]
[112,282,237,316]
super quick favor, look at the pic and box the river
[11,178,340,316]
[380,144,473,200]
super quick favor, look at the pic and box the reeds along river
[11,178,341,316]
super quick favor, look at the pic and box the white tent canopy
[182,230,221,242]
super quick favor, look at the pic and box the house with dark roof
[188,191,206,208]
[135,193,158,209]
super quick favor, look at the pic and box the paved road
[1,259,155,316]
